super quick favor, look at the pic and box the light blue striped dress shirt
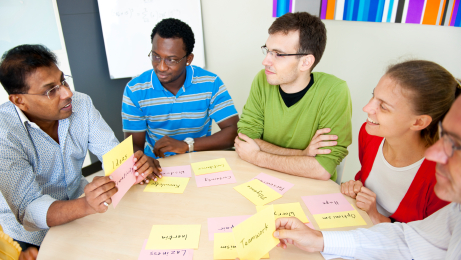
[0,92,119,246]
[122,65,238,158]
[322,203,461,259]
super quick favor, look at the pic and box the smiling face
[262,31,305,87]
[18,63,73,123]
[151,34,193,85]
[362,75,423,139]
[425,97,461,203]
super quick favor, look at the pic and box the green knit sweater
[238,70,353,181]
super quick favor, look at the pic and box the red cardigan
[354,123,449,223]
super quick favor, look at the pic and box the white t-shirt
[365,139,424,217]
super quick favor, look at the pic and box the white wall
[201,0,461,182]
[0,0,91,167]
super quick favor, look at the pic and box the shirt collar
[14,105,40,129]
[150,65,195,92]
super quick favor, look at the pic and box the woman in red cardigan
[340,60,461,224]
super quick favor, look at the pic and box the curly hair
[0,44,57,95]
[150,18,195,55]
[269,12,326,71]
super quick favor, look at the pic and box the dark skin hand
[19,247,39,260]
[124,133,162,185]
[153,115,239,158]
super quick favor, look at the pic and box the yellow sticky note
[232,205,279,260]
[313,210,367,229]
[103,135,134,176]
[234,179,282,206]
[214,233,269,259]
[191,158,231,175]
[256,202,310,223]
[143,177,190,193]
[146,225,201,250]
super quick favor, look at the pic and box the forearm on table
[46,198,93,227]
[194,124,237,151]
[253,152,331,180]
[254,139,304,156]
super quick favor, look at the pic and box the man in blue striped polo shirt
[122,18,239,168]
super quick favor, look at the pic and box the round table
[38,151,373,259]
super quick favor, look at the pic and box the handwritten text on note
[191,158,231,175]
[110,154,136,208]
[234,179,282,206]
[146,225,201,250]
[143,177,190,194]
[301,193,354,215]
[207,215,251,240]
[251,173,294,194]
[138,239,193,260]
[232,205,279,260]
[213,233,269,260]
[256,202,310,223]
[103,135,134,176]
[160,165,192,178]
[313,210,367,229]
[195,170,236,188]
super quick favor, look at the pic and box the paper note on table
[207,215,252,240]
[301,193,354,215]
[103,135,134,176]
[313,210,367,229]
[234,179,282,206]
[213,233,269,259]
[146,225,201,250]
[143,177,190,193]
[256,202,309,223]
[160,165,192,178]
[191,158,231,175]
[110,154,136,208]
[195,170,236,188]
[138,239,194,260]
[232,205,279,260]
[252,173,294,194]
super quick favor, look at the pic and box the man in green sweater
[235,12,352,182]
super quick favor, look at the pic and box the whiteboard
[97,0,206,79]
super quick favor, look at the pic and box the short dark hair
[269,12,326,71]
[0,44,58,95]
[150,18,195,56]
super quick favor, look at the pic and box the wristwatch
[184,137,195,153]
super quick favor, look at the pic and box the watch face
[184,138,194,144]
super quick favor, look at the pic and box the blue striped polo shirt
[122,65,238,158]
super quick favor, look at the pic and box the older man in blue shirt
[0,44,159,251]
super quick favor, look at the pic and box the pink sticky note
[138,239,193,260]
[207,215,252,240]
[160,165,192,178]
[110,154,137,208]
[251,173,294,194]
[301,193,354,215]
[195,170,236,188]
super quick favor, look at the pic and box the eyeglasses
[21,75,72,100]
[438,121,461,158]
[148,51,187,67]
[261,46,311,58]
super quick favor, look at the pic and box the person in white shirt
[269,92,461,259]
